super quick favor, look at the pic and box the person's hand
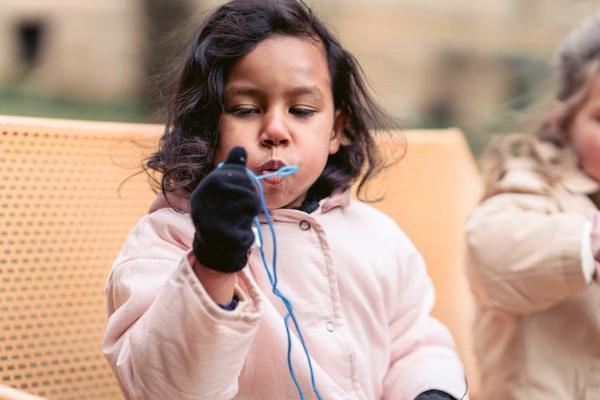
[191,147,260,273]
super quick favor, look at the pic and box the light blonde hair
[481,15,600,195]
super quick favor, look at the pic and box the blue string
[249,167,324,400]
[218,161,323,399]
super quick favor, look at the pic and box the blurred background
[0,0,598,155]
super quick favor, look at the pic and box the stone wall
[0,0,144,99]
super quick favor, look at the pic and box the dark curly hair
[146,0,399,202]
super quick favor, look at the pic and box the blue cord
[249,167,324,400]
[219,163,323,400]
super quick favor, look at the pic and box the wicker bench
[0,115,481,399]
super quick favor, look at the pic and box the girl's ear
[329,109,348,154]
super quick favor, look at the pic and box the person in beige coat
[466,16,600,399]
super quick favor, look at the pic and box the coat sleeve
[101,216,262,400]
[383,241,467,400]
[466,189,589,315]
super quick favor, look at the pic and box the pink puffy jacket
[102,190,467,399]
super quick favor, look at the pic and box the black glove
[191,147,260,273]
[415,390,458,400]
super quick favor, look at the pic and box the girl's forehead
[226,35,331,93]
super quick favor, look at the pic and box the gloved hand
[591,210,600,267]
[191,147,260,273]
[415,390,457,400]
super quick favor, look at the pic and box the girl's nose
[259,111,290,147]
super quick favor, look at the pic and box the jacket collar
[556,148,600,195]
[149,191,190,213]
[319,189,351,213]
[528,139,599,195]
[560,168,600,194]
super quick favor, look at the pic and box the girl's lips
[262,174,284,185]
[256,159,288,185]
[257,159,286,171]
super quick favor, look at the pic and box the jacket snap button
[325,321,335,332]
[299,220,311,231]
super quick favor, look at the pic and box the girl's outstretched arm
[101,210,262,400]
[193,259,238,305]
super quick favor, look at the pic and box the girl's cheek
[581,137,600,181]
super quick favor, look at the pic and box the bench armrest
[0,385,46,400]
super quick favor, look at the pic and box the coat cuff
[582,221,596,283]
[218,296,239,311]
[183,250,262,321]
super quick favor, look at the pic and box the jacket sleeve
[101,217,262,400]
[466,190,589,315]
[383,243,467,400]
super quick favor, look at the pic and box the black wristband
[218,295,239,311]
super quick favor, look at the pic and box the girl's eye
[290,107,315,117]
[231,107,259,116]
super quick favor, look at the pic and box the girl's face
[569,71,600,182]
[215,34,345,209]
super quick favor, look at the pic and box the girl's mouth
[257,159,287,186]
[262,173,284,185]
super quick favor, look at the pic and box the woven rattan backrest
[0,116,160,399]
[1,117,481,398]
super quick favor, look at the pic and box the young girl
[466,16,600,400]
[102,1,467,399]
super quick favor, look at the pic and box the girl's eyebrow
[285,85,325,101]
[226,85,262,97]
[226,84,324,101]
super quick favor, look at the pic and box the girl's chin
[262,192,304,210]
